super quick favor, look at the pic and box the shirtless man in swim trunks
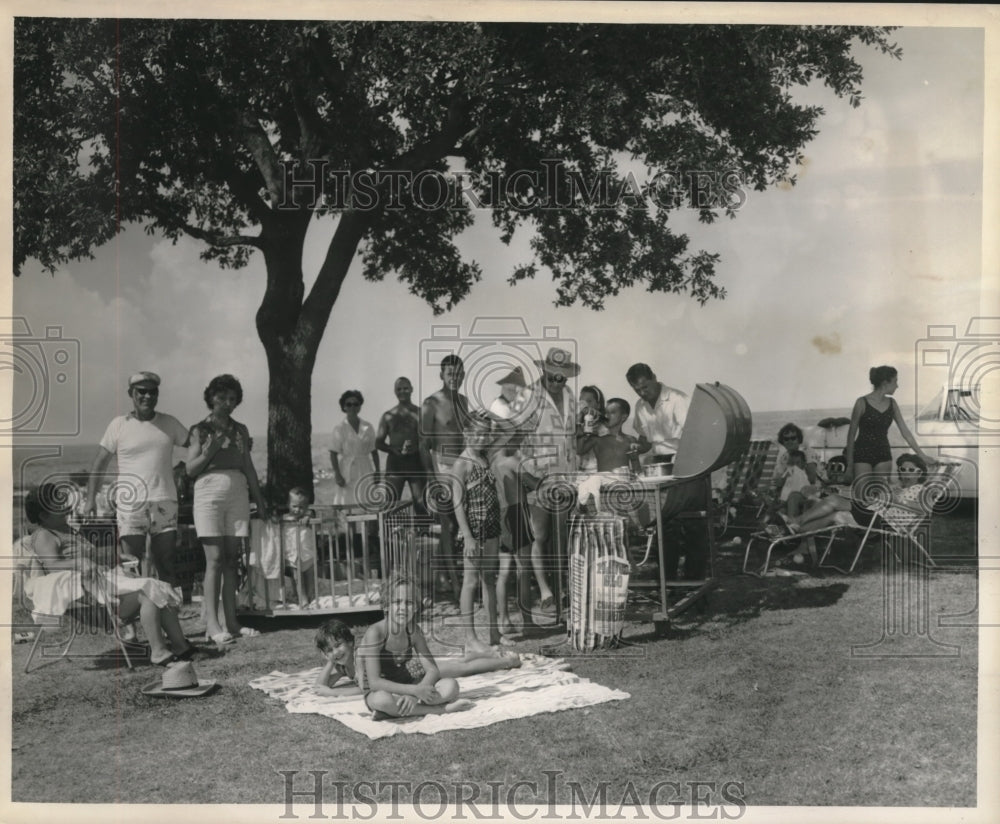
[419,355,469,604]
[376,377,426,513]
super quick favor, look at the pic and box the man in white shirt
[626,363,690,460]
[626,363,707,580]
[519,347,580,617]
[85,372,189,584]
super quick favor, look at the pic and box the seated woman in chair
[20,483,196,666]
[785,453,930,534]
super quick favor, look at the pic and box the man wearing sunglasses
[85,371,190,585]
[517,347,581,617]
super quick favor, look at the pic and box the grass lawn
[10,508,979,808]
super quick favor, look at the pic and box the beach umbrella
[816,416,851,430]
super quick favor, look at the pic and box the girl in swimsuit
[845,366,936,500]
[451,410,505,656]
[315,615,520,703]
[357,574,474,719]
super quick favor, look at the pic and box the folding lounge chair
[742,515,854,577]
[713,439,776,535]
[14,537,138,673]
[741,461,963,576]
[818,461,963,574]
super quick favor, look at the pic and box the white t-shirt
[99,412,189,507]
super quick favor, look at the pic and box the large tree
[14,19,900,501]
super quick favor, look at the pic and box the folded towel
[575,470,630,511]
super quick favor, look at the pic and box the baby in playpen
[277,487,316,606]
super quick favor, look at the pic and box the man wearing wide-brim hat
[85,372,190,585]
[515,346,581,619]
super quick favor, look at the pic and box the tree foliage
[15,20,900,308]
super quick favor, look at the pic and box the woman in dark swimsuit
[846,366,936,498]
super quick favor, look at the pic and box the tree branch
[289,79,325,161]
[147,202,263,249]
[239,112,286,206]
[298,209,371,350]
[394,87,471,169]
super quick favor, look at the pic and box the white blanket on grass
[249,654,629,738]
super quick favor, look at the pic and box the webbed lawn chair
[14,535,137,673]
[713,439,776,534]
[741,461,963,576]
[741,514,855,577]
[818,460,963,574]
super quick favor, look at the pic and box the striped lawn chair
[713,439,777,534]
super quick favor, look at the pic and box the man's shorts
[117,499,179,537]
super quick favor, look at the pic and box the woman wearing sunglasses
[767,423,823,519]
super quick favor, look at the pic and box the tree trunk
[255,214,314,507]
[256,210,371,507]
[263,343,316,506]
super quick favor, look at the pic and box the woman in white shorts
[187,374,268,646]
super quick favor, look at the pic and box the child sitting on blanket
[314,614,521,700]
[356,574,520,720]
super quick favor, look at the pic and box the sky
[7,23,993,445]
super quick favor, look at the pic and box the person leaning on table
[85,371,189,586]
[625,363,708,580]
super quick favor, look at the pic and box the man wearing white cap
[85,372,189,584]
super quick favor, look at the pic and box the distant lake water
[10,404,918,492]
